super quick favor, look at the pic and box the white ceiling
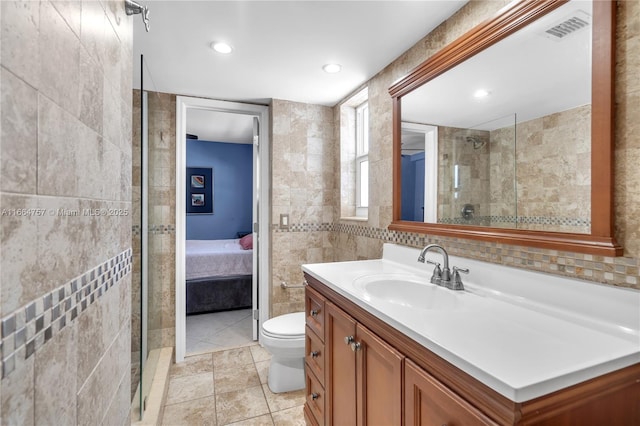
[186,109,255,143]
[133,1,467,109]
[134,1,468,143]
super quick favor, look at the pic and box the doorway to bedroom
[175,97,270,362]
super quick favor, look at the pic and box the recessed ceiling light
[474,89,490,98]
[323,63,342,74]
[211,42,233,54]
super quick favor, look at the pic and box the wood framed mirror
[389,0,622,256]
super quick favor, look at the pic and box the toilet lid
[262,312,305,337]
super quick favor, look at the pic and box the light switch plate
[280,214,289,229]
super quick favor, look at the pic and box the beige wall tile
[269,100,336,316]
[1,0,133,422]
[39,0,80,116]
[0,68,38,193]
[34,323,77,425]
[78,49,104,134]
[1,0,41,89]
[1,354,34,425]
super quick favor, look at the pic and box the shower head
[125,0,150,32]
[466,136,486,150]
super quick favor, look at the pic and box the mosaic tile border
[132,224,176,236]
[437,215,591,228]
[272,223,333,233]
[0,249,133,380]
[273,222,639,289]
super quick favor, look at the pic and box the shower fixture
[466,135,486,150]
[125,0,150,32]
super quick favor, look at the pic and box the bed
[185,238,253,315]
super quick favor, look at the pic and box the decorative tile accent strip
[272,223,333,233]
[0,249,133,380]
[132,224,175,236]
[273,221,638,290]
[437,216,590,228]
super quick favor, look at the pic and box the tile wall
[0,0,133,424]
[435,105,590,233]
[270,100,337,316]
[438,126,492,225]
[515,105,591,233]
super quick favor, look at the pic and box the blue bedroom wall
[186,140,253,240]
[401,152,425,222]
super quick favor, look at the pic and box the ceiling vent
[543,10,591,41]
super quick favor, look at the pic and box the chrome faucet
[417,244,468,291]
[418,244,451,285]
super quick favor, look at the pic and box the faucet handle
[450,266,469,291]
[426,260,442,285]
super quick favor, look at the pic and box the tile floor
[161,344,306,426]
[186,309,254,355]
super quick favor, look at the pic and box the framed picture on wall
[191,194,205,206]
[187,167,213,214]
[191,175,205,188]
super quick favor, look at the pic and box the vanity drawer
[306,368,325,426]
[305,286,325,339]
[305,325,324,385]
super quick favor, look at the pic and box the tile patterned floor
[161,344,306,426]
[186,309,254,355]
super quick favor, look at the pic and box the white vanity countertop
[302,244,640,402]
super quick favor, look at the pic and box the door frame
[401,122,438,223]
[175,96,270,362]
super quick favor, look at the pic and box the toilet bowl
[260,311,306,393]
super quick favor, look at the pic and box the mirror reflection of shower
[466,135,486,149]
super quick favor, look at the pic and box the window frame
[355,101,369,216]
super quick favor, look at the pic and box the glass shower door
[132,54,162,421]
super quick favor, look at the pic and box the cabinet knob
[311,393,320,400]
[310,309,319,317]
[311,351,320,358]
[344,335,355,345]
[350,342,362,352]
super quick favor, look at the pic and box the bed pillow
[239,234,253,250]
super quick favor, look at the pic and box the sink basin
[352,274,459,310]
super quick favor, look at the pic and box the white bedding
[185,239,253,280]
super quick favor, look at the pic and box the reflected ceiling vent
[543,10,591,41]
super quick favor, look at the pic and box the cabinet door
[325,302,357,426]
[356,323,404,426]
[404,359,497,426]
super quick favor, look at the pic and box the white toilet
[260,311,306,393]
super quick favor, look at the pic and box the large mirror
[389,0,621,256]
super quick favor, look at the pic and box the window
[355,102,369,216]
[339,87,369,219]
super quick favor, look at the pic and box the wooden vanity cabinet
[405,359,497,426]
[304,273,640,426]
[325,301,403,426]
